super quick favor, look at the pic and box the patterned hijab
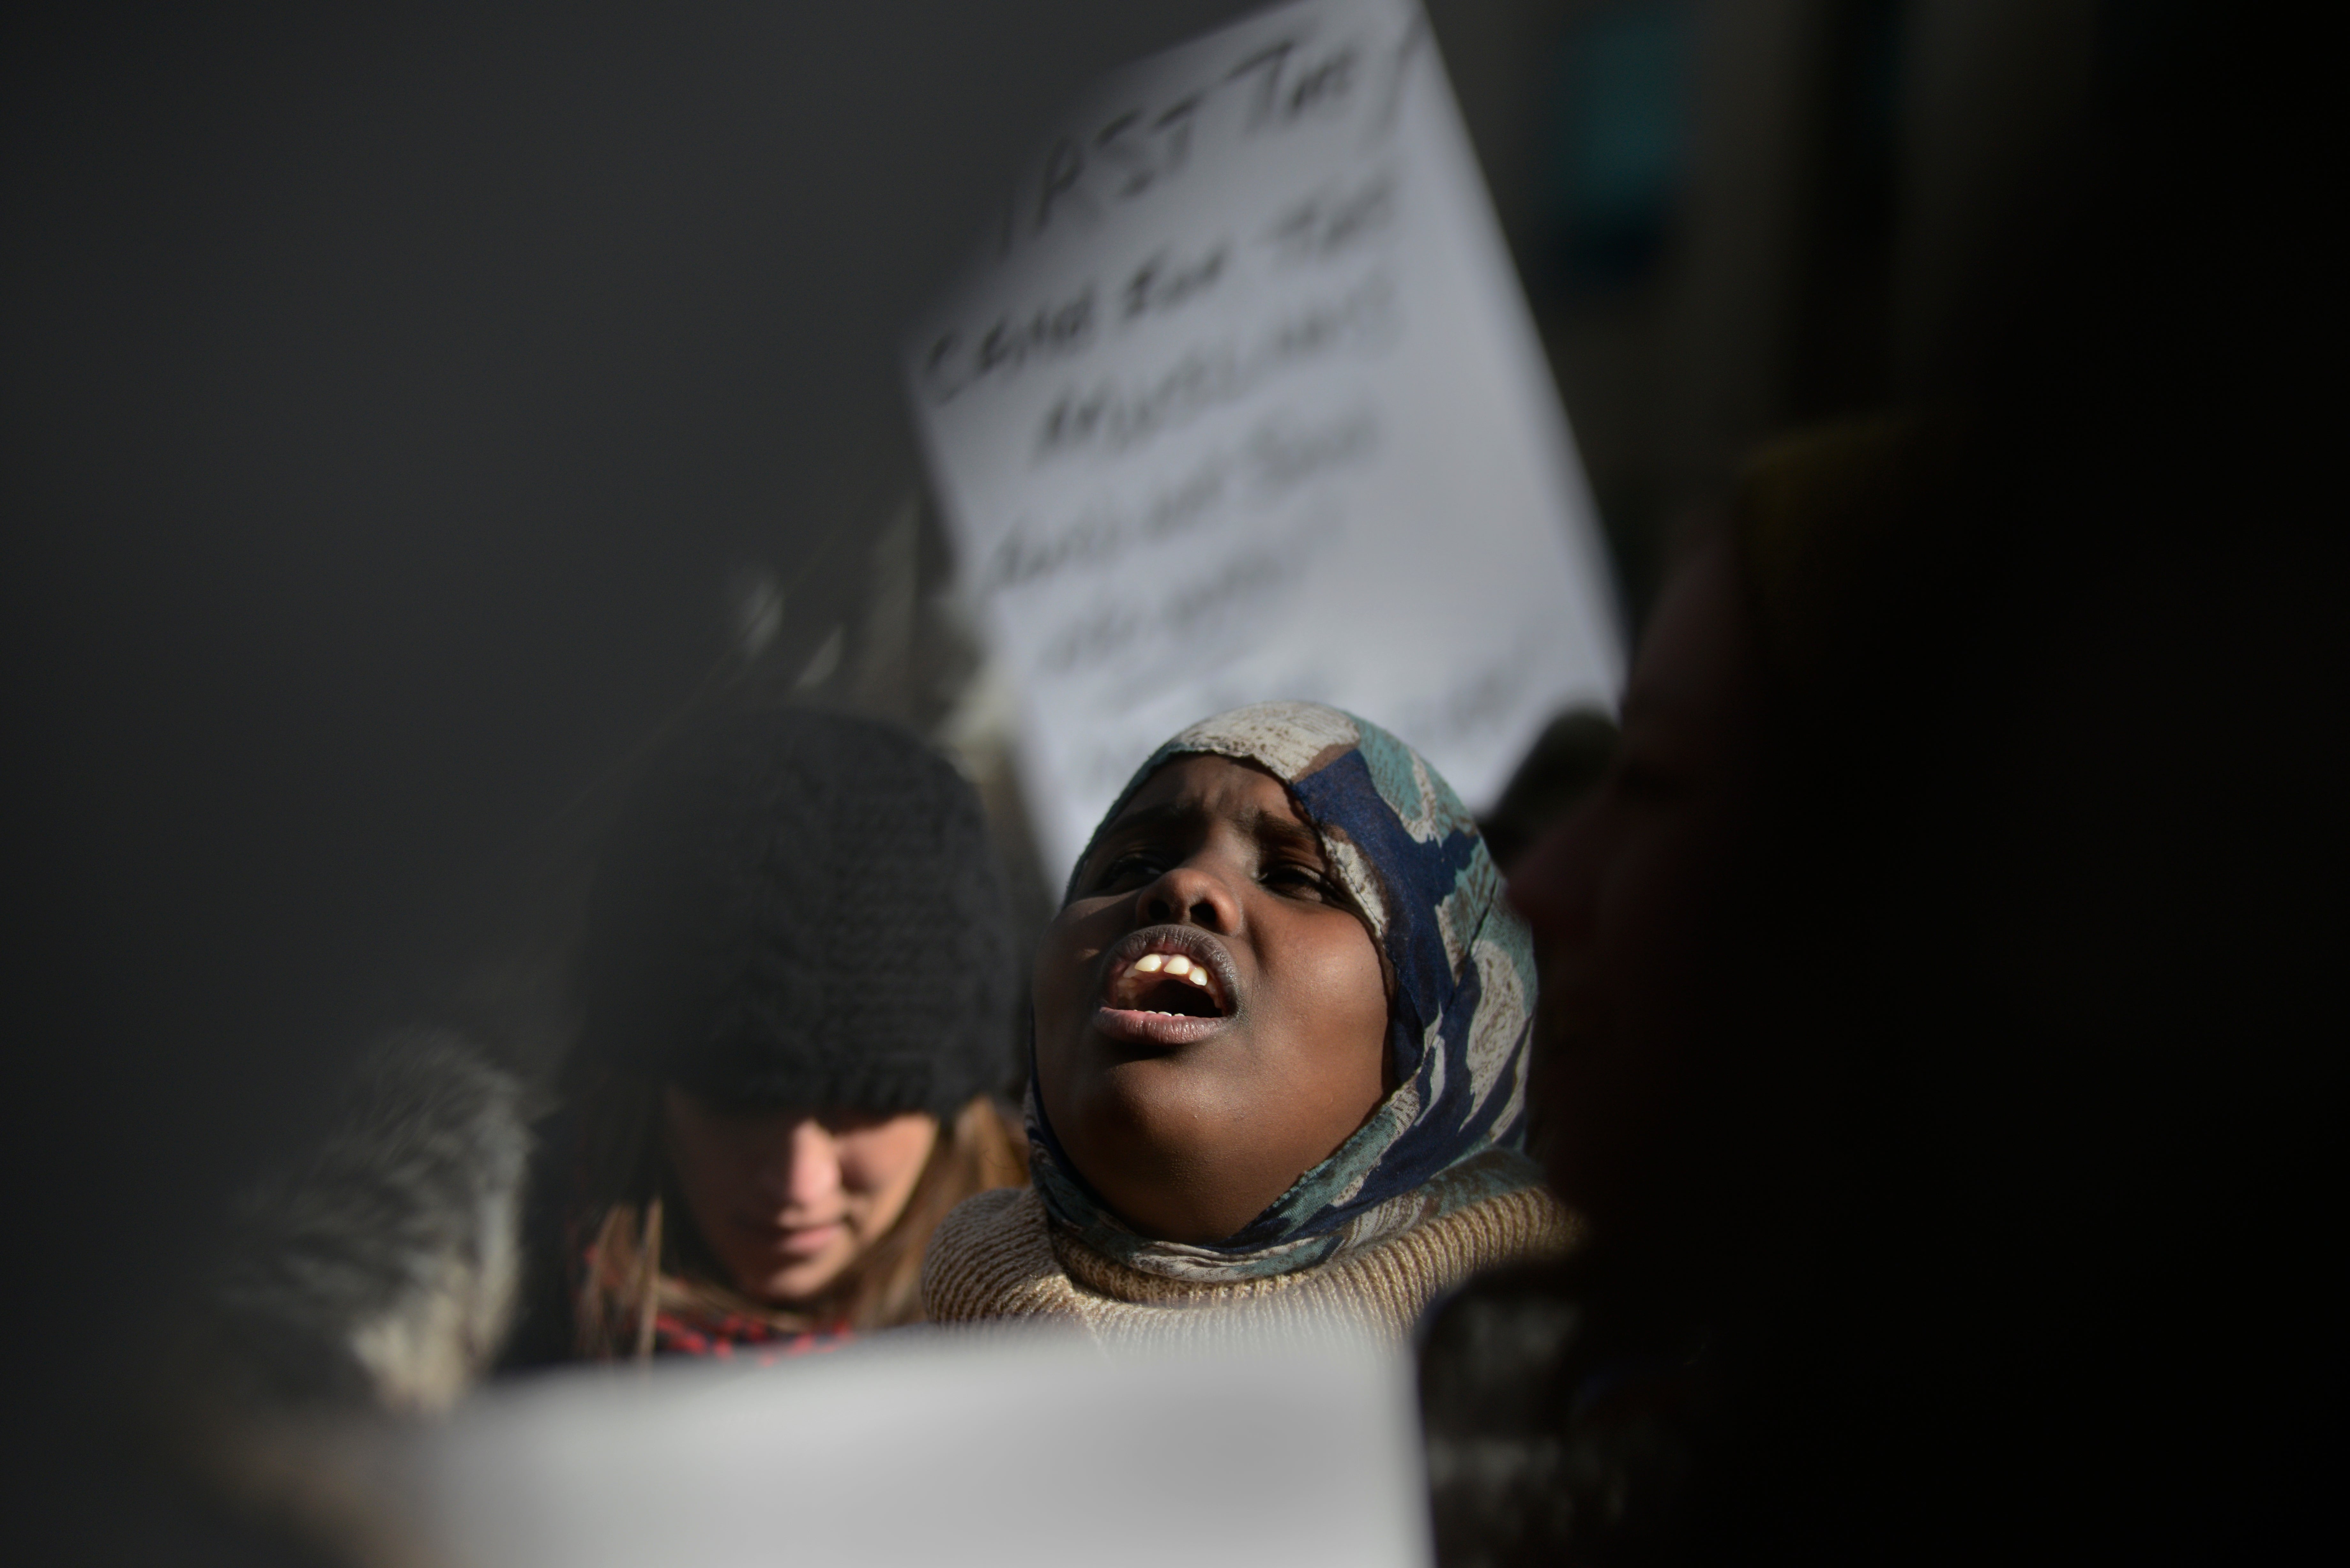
[1028,701,1543,1282]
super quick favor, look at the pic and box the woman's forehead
[1115,753,1299,821]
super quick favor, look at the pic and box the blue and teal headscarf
[1028,700,1543,1283]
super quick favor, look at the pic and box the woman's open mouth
[1092,929,1238,1046]
[1105,951,1226,1016]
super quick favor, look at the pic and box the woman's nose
[1139,859,1238,931]
[761,1118,844,1212]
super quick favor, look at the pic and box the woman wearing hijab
[922,700,1578,1343]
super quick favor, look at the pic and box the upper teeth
[1129,952,1213,987]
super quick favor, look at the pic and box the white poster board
[404,1334,1432,1568]
[906,0,1622,881]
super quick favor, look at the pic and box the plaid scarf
[648,1300,852,1363]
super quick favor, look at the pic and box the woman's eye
[1092,851,1166,891]
[1262,862,1331,900]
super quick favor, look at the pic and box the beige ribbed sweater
[921,1151,1582,1348]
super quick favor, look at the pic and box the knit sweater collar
[922,1151,1581,1346]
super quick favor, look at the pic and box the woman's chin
[750,1265,843,1307]
[732,1230,855,1306]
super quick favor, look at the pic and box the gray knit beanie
[575,708,1016,1117]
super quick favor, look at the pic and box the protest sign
[402,1335,1429,1568]
[907,0,1622,879]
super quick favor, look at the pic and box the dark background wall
[4,3,1271,1549]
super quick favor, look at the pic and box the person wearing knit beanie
[527,708,1027,1362]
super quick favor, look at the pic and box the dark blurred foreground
[1421,5,2339,1558]
[4,1,2337,1560]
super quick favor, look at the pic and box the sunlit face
[1508,538,1769,1236]
[1034,755,1391,1245]
[660,1089,938,1307]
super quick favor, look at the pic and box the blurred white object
[905,0,1622,879]
[403,1330,1431,1568]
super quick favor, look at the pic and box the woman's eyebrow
[1079,800,1201,873]
[1098,799,1197,839]
[1248,810,1326,862]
